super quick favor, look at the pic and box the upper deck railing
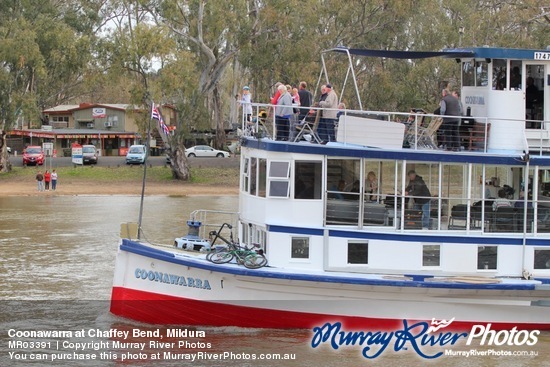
[240,102,494,153]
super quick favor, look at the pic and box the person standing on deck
[440,89,461,150]
[289,87,301,140]
[240,86,253,122]
[297,81,313,123]
[274,84,293,141]
[318,83,338,143]
[270,82,283,105]
[405,170,432,229]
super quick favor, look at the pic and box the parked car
[185,145,230,158]
[23,146,44,165]
[82,145,98,164]
[126,144,147,164]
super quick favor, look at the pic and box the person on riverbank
[36,171,44,192]
[51,169,58,191]
[44,170,51,191]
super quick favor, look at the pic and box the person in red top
[270,82,282,105]
[44,170,51,191]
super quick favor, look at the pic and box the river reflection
[0,196,548,366]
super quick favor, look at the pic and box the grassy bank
[0,165,240,186]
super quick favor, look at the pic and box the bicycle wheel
[206,251,216,261]
[243,253,268,269]
[209,251,234,264]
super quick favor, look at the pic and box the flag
[151,103,170,135]
[159,120,170,135]
[151,103,161,121]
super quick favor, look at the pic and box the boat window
[404,163,437,229]
[492,59,507,90]
[475,61,488,87]
[477,246,497,270]
[510,60,522,90]
[443,163,466,229]
[347,241,368,264]
[258,159,267,197]
[462,61,475,87]
[250,158,257,196]
[534,249,550,270]
[291,237,309,259]
[422,244,440,267]
[364,161,382,203]
[378,160,402,227]
[241,222,249,246]
[270,161,290,177]
[326,159,361,226]
[242,157,249,193]
[268,161,290,198]
[294,161,322,199]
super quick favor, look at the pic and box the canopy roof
[329,47,474,59]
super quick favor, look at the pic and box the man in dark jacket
[440,89,461,150]
[297,81,313,122]
[405,170,432,229]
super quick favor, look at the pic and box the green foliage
[0,0,100,130]
[1,0,549,141]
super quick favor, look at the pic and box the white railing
[189,210,239,240]
[239,102,494,153]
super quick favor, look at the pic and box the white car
[126,144,147,164]
[185,145,230,158]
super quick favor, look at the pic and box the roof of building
[43,103,136,114]
[43,103,177,114]
[10,129,138,138]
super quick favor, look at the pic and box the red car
[23,146,44,165]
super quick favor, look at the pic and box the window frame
[347,241,369,265]
[268,160,291,198]
[291,237,310,259]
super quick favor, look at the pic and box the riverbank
[0,165,239,196]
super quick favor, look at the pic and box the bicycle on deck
[206,223,268,269]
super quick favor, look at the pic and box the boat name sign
[134,268,211,290]
[311,319,540,359]
[464,95,485,105]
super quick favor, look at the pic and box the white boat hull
[111,240,550,331]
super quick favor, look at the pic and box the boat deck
[123,239,550,291]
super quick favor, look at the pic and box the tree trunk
[212,86,226,150]
[169,138,189,181]
[0,130,12,173]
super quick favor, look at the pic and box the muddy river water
[0,196,548,366]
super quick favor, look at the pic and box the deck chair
[404,111,427,148]
[417,117,443,149]
[248,111,272,138]
[294,110,322,143]
[448,204,468,229]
